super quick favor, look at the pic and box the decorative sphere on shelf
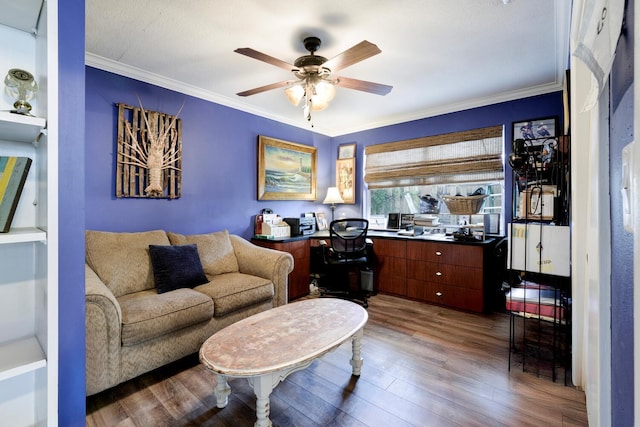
[4,68,38,115]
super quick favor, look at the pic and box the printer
[284,217,316,236]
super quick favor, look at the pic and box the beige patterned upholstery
[118,288,214,347]
[85,230,294,396]
[86,229,170,298]
[167,230,239,277]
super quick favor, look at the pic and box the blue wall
[58,0,86,425]
[86,67,564,236]
[85,67,332,238]
[609,0,634,424]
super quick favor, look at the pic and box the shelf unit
[0,0,58,425]
[506,134,571,383]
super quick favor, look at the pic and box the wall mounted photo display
[0,156,32,233]
[512,116,558,146]
[257,135,317,201]
[336,157,355,204]
[338,143,356,159]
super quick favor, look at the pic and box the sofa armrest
[85,264,122,395]
[229,235,294,307]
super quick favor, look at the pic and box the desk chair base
[312,274,370,308]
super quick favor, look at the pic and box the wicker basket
[442,195,487,214]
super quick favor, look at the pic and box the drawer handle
[435,251,442,256]
[436,292,442,297]
[435,271,442,276]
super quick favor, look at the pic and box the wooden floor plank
[86,294,588,426]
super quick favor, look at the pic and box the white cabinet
[0,0,58,425]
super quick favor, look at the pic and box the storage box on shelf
[0,1,58,424]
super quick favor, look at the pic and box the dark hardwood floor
[86,294,588,426]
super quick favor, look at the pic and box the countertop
[252,229,505,246]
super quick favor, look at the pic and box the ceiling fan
[234,36,392,123]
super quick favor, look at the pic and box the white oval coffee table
[199,298,368,427]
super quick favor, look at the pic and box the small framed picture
[400,214,414,228]
[338,143,356,159]
[315,212,328,231]
[336,158,355,204]
[512,117,558,145]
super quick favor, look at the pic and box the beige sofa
[85,229,294,396]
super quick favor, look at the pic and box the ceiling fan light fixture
[285,84,304,106]
[309,80,336,111]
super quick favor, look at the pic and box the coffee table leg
[350,328,364,376]
[248,374,275,427]
[214,374,231,408]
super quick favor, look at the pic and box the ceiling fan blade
[234,48,296,72]
[237,80,291,97]
[323,40,382,73]
[335,76,392,96]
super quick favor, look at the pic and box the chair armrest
[230,235,294,307]
[85,264,122,396]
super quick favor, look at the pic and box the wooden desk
[253,232,506,313]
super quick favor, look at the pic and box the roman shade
[364,125,504,189]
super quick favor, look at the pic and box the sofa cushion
[149,244,209,293]
[167,230,239,277]
[193,272,273,317]
[118,288,214,347]
[86,230,171,298]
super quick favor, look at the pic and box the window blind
[364,126,504,189]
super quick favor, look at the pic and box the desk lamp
[323,187,344,222]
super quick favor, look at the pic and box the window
[364,126,504,229]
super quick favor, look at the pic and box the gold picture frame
[336,157,355,204]
[257,135,317,201]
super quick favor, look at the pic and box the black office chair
[317,218,374,307]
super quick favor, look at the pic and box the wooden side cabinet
[252,238,310,301]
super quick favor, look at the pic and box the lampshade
[285,75,337,121]
[285,84,304,106]
[323,186,344,205]
[310,81,336,111]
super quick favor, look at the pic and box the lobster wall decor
[116,99,184,198]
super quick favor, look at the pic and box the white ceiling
[85,0,571,137]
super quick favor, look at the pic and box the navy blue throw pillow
[148,244,209,293]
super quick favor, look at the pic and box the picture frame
[338,143,356,159]
[315,212,328,231]
[336,157,355,204]
[257,135,317,201]
[512,116,558,145]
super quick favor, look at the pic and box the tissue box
[261,221,290,238]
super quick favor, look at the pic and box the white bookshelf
[0,0,58,425]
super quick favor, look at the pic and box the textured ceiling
[85,0,570,137]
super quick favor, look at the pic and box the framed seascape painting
[257,136,317,201]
